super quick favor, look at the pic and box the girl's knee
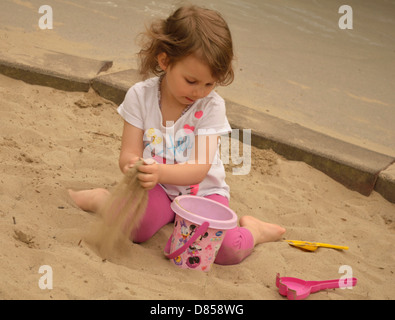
[131,227,151,243]
[214,227,254,265]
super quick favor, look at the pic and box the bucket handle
[164,222,209,260]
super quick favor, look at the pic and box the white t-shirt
[117,77,231,200]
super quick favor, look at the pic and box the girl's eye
[185,79,196,84]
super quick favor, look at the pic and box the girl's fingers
[140,181,155,190]
[137,165,149,173]
[137,163,158,174]
[137,172,151,182]
[137,171,158,190]
[137,177,155,190]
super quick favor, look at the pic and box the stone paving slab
[0,47,112,92]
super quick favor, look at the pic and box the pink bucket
[164,195,237,272]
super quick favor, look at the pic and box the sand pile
[0,74,394,300]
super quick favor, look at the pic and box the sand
[0,73,394,300]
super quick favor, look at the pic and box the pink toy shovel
[276,273,357,300]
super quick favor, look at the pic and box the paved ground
[0,0,394,203]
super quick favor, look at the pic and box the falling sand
[84,161,148,260]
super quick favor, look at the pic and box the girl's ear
[157,52,169,71]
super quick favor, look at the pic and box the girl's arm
[137,134,219,189]
[119,121,144,173]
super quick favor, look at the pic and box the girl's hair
[138,5,234,86]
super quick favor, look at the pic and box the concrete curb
[1,50,394,203]
[375,163,395,203]
[0,48,112,92]
[91,69,141,104]
[225,100,395,197]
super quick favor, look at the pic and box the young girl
[69,5,285,265]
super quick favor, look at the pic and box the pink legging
[132,185,254,265]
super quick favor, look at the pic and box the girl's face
[158,53,217,108]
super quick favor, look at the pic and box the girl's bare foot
[68,188,110,213]
[240,215,285,246]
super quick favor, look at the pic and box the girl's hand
[137,158,160,190]
[122,156,140,174]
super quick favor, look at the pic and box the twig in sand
[86,131,120,140]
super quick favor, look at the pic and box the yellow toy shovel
[285,240,349,252]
